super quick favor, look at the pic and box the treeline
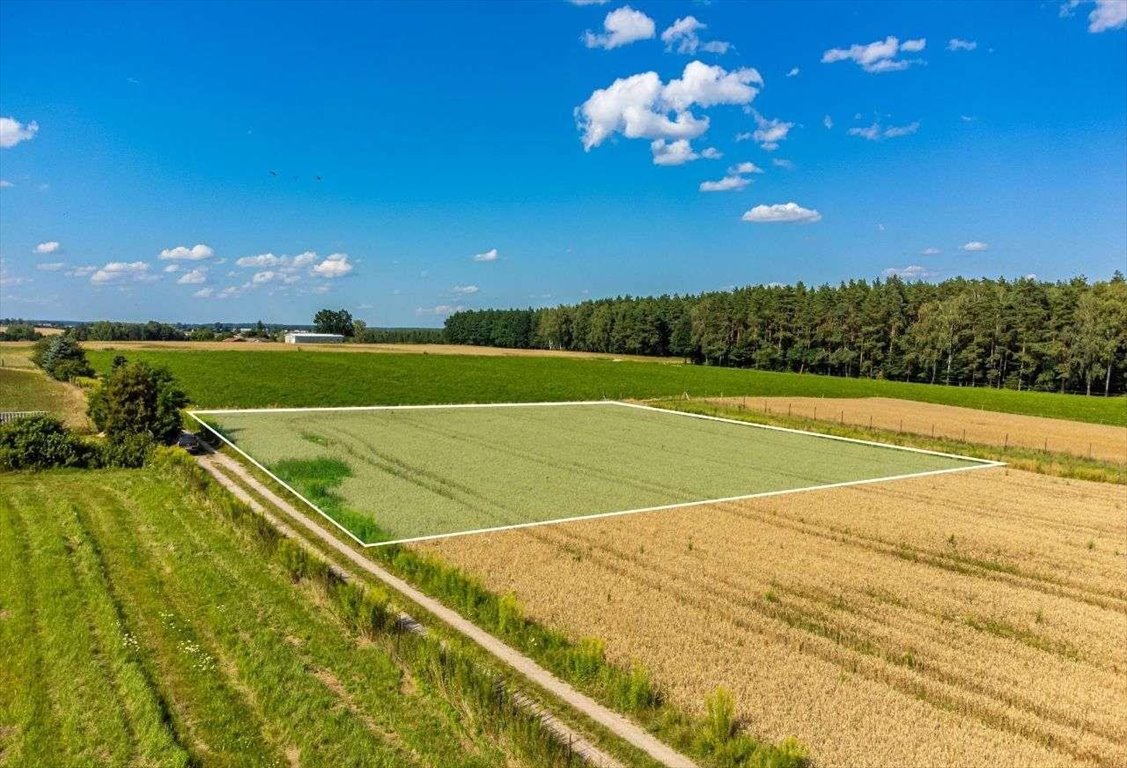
[70,320,188,341]
[444,274,1127,396]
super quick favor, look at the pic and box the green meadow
[202,402,982,542]
[85,348,1127,426]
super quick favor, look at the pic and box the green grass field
[200,402,986,543]
[0,367,90,429]
[85,348,1127,426]
[0,466,531,767]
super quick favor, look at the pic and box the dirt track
[197,448,695,768]
[708,396,1127,463]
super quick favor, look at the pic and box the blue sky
[1,0,1124,326]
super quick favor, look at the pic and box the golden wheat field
[708,396,1127,464]
[421,468,1127,768]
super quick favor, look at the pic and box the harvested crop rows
[201,402,984,542]
[709,396,1127,463]
[421,468,1127,768]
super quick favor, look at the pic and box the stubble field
[708,396,1127,463]
[421,467,1127,768]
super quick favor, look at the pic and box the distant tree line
[444,274,1127,396]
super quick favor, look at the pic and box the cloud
[772,158,795,169]
[36,262,65,271]
[823,114,834,129]
[947,38,977,51]
[786,67,800,77]
[570,0,609,4]
[65,265,96,278]
[0,117,38,149]
[177,268,207,284]
[700,147,722,159]
[822,36,926,73]
[473,248,499,262]
[452,284,479,295]
[0,180,13,188]
[883,265,938,280]
[236,253,280,267]
[741,202,821,223]
[660,16,729,55]
[922,247,941,255]
[584,6,655,49]
[749,111,794,150]
[1066,0,1127,32]
[699,175,749,192]
[311,252,353,278]
[192,287,214,298]
[416,304,465,317]
[730,161,764,174]
[90,261,154,284]
[159,243,214,261]
[848,121,919,141]
[34,241,60,254]
[163,264,181,272]
[576,61,762,150]
[651,138,700,165]
[961,241,989,251]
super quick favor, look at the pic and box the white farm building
[284,332,345,344]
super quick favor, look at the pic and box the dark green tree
[313,308,355,337]
[87,361,188,445]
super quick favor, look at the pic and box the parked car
[177,432,204,455]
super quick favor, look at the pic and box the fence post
[1004,433,1009,450]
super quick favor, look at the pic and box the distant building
[284,332,345,344]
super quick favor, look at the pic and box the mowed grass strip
[0,367,90,429]
[0,469,517,768]
[206,403,982,542]
[85,347,1127,426]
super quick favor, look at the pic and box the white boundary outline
[188,400,1004,548]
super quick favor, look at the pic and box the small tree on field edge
[30,335,94,381]
[313,308,355,337]
[88,360,188,445]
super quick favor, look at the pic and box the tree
[31,335,94,381]
[88,361,188,445]
[313,308,355,337]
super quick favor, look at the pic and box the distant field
[79,347,1127,426]
[0,367,89,429]
[0,468,525,767]
[198,402,986,543]
[424,468,1127,768]
[709,396,1127,464]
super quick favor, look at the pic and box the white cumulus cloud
[312,252,353,278]
[822,36,926,73]
[1066,0,1127,32]
[36,262,65,271]
[823,114,834,129]
[416,304,465,317]
[193,287,215,298]
[922,247,941,255]
[750,111,794,151]
[0,180,13,188]
[177,268,207,285]
[786,67,800,77]
[961,241,989,251]
[651,138,700,165]
[34,241,60,254]
[159,243,214,261]
[699,175,749,192]
[584,6,655,49]
[741,202,822,223]
[473,248,499,262]
[576,60,761,150]
[90,261,154,284]
[0,117,38,149]
[452,284,479,295]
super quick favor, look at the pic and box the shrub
[0,414,98,470]
[87,360,188,444]
[0,323,41,341]
[99,433,155,468]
